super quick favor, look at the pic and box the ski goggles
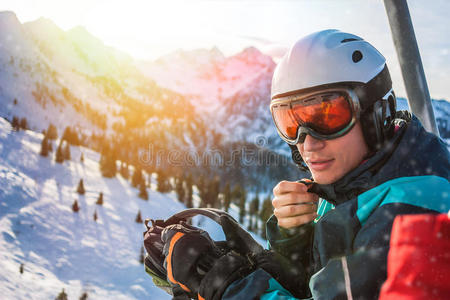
[270,88,360,145]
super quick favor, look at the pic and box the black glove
[143,220,173,295]
[160,214,308,299]
[198,252,256,300]
[161,222,224,298]
[219,214,308,298]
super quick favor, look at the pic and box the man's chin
[311,173,341,185]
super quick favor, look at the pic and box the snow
[0,118,263,299]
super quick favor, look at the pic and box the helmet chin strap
[289,144,309,172]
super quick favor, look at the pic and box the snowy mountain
[0,11,165,136]
[2,10,447,158]
[137,45,279,152]
[0,117,264,299]
[0,11,298,192]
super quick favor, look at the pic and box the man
[149,30,450,299]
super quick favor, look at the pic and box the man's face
[296,122,369,184]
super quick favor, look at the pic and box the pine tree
[80,153,84,163]
[135,210,143,223]
[139,246,145,264]
[46,123,58,140]
[139,180,148,200]
[249,195,260,232]
[48,140,53,152]
[19,117,28,130]
[223,182,231,212]
[72,199,80,212]
[55,288,68,300]
[259,195,273,239]
[93,209,98,222]
[253,218,259,233]
[62,126,80,145]
[131,167,143,187]
[55,141,64,163]
[175,176,185,203]
[20,263,24,274]
[79,292,88,300]
[231,184,242,205]
[185,174,193,208]
[62,126,71,142]
[40,135,49,157]
[248,219,253,231]
[238,186,246,224]
[96,192,104,205]
[250,195,260,216]
[198,175,207,207]
[11,116,20,131]
[99,151,116,178]
[156,169,171,193]
[208,177,220,208]
[76,179,85,195]
[63,142,71,160]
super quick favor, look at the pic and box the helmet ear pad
[360,91,397,151]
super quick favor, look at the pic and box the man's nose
[302,134,326,152]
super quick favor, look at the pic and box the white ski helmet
[271,29,396,169]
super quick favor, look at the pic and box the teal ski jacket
[222,114,450,299]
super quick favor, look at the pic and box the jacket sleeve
[217,215,316,300]
[266,215,315,297]
[222,268,299,300]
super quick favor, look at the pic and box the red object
[379,213,450,299]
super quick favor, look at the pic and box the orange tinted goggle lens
[272,103,299,139]
[272,93,353,139]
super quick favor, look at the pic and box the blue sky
[1,0,449,100]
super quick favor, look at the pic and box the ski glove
[161,222,257,300]
[143,219,173,295]
[161,222,225,298]
[162,215,308,299]
[219,214,309,299]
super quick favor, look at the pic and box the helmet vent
[341,38,358,43]
[352,50,363,63]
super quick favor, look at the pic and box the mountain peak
[67,25,104,47]
[23,16,64,36]
[241,46,262,56]
[68,25,91,36]
[210,46,225,59]
[233,46,275,67]
[0,10,18,20]
[0,10,22,32]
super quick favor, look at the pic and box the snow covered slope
[0,118,264,299]
[0,118,176,299]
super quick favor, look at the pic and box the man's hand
[272,180,319,229]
